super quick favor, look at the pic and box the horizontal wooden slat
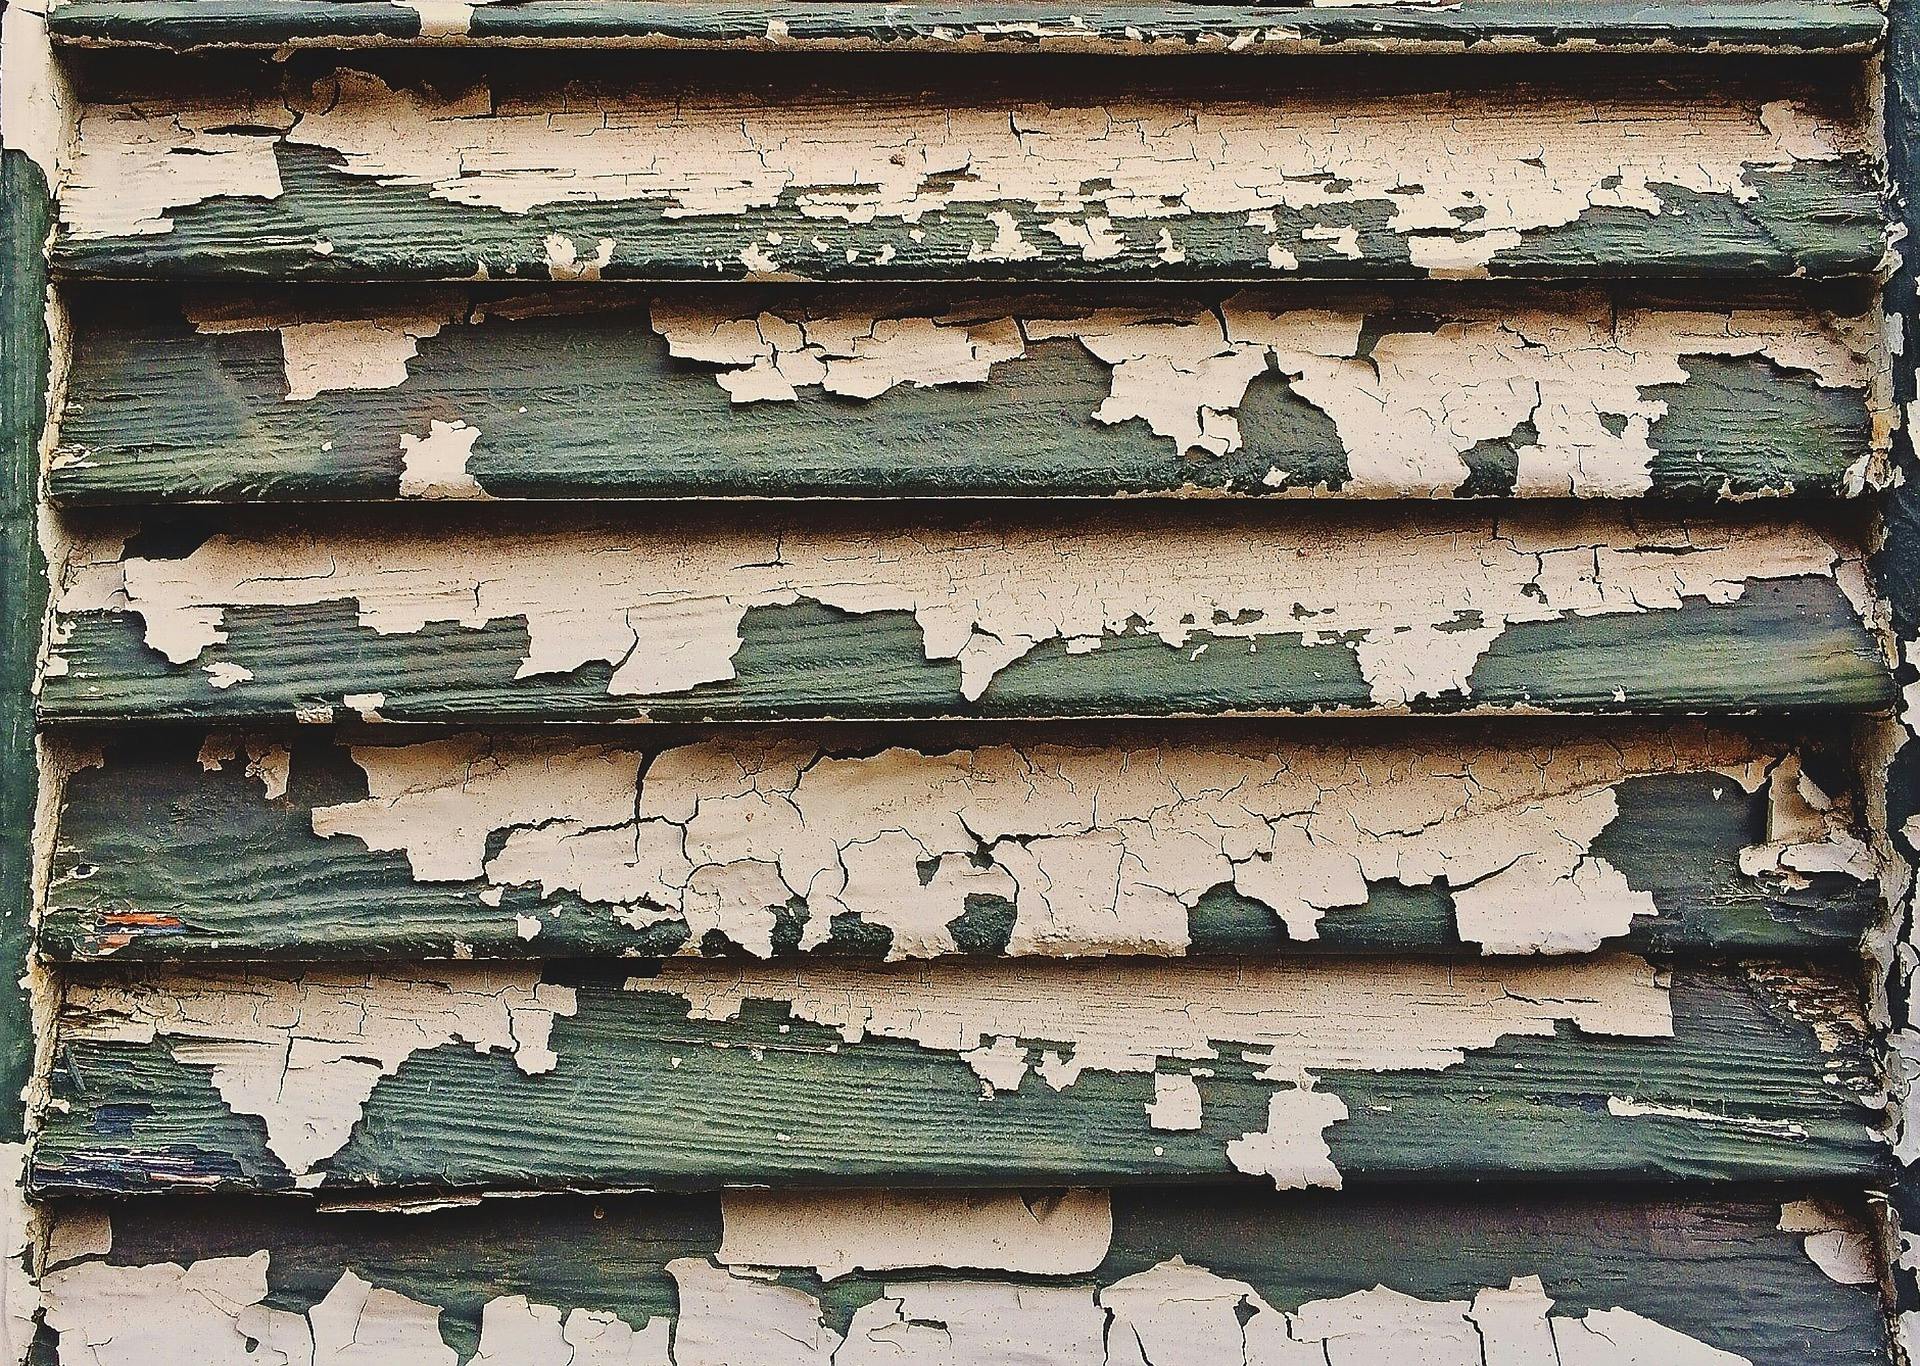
[43,0,1891,56]
[51,287,1883,504]
[39,508,1893,723]
[51,64,1887,283]
[35,1189,1888,1365]
[32,957,1883,1195]
[40,723,1878,962]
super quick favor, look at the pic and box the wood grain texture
[42,0,1891,55]
[39,508,1894,724]
[39,723,1879,963]
[34,1190,1890,1365]
[50,61,1889,283]
[50,287,1883,504]
[33,958,1886,1196]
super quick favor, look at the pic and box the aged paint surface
[34,958,1883,1194]
[50,288,1881,502]
[38,510,1891,722]
[51,65,1887,281]
[40,725,1875,962]
[37,0,1892,54]
[28,1190,1890,1364]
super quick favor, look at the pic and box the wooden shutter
[3,0,1916,1362]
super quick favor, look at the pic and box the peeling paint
[61,969,578,1175]
[625,953,1671,1187]
[62,73,1858,278]
[67,513,1867,707]
[288,727,1845,958]
[648,297,1872,494]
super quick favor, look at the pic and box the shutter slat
[39,509,1894,724]
[40,724,1878,963]
[51,287,1882,504]
[51,65,1888,284]
[33,958,1883,1196]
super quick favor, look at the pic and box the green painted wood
[37,1190,1889,1366]
[0,147,52,1147]
[49,287,1879,504]
[37,510,1896,724]
[50,62,1890,284]
[32,959,1885,1196]
[38,724,1879,963]
[43,0,1890,55]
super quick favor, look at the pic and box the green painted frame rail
[31,959,1887,1197]
[38,724,1880,963]
[40,0,1891,54]
[32,1190,1891,1365]
[49,286,1884,504]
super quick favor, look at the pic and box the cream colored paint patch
[306,728,1833,957]
[651,297,1869,493]
[183,297,466,402]
[62,98,289,238]
[77,512,1860,707]
[61,74,1855,269]
[398,419,485,499]
[61,969,578,1176]
[1777,1201,1877,1285]
[628,954,1671,1187]
[718,1189,1112,1279]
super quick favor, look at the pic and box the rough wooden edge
[40,0,1891,55]
[0,1,67,1361]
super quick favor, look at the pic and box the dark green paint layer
[38,574,1896,724]
[37,726,1878,961]
[52,1190,1890,1366]
[49,288,1874,503]
[44,0,1889,54]
[31,964,1885,1196]
[1,149,51,1143]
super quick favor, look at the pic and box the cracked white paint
[61,96,289,238]
[33,1235,1772,1366]
[718,1189,1112,1279]
[650,297,1872,494]
[298,728,1843,957]
[625,954,1671,1187]
[63,74,1859,275]
[66,513,1865,707]
[61,969,579,1176]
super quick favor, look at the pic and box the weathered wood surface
[40,724,1879,963]
[39,509,1893,723]
[34,1189,1889,1365]
[33,957,1885,1195]
[51,287,1884,503]
[51,63,1888,283]
[42,0,1892,56]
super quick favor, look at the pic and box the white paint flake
[73,512,1862,708]
[302,728,1820,957]
[718,1189,1111,1279]
[1778,1201,1877,1285]
[398,419,485,499]
[184,299,462,401]
[61,970,579,1175]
